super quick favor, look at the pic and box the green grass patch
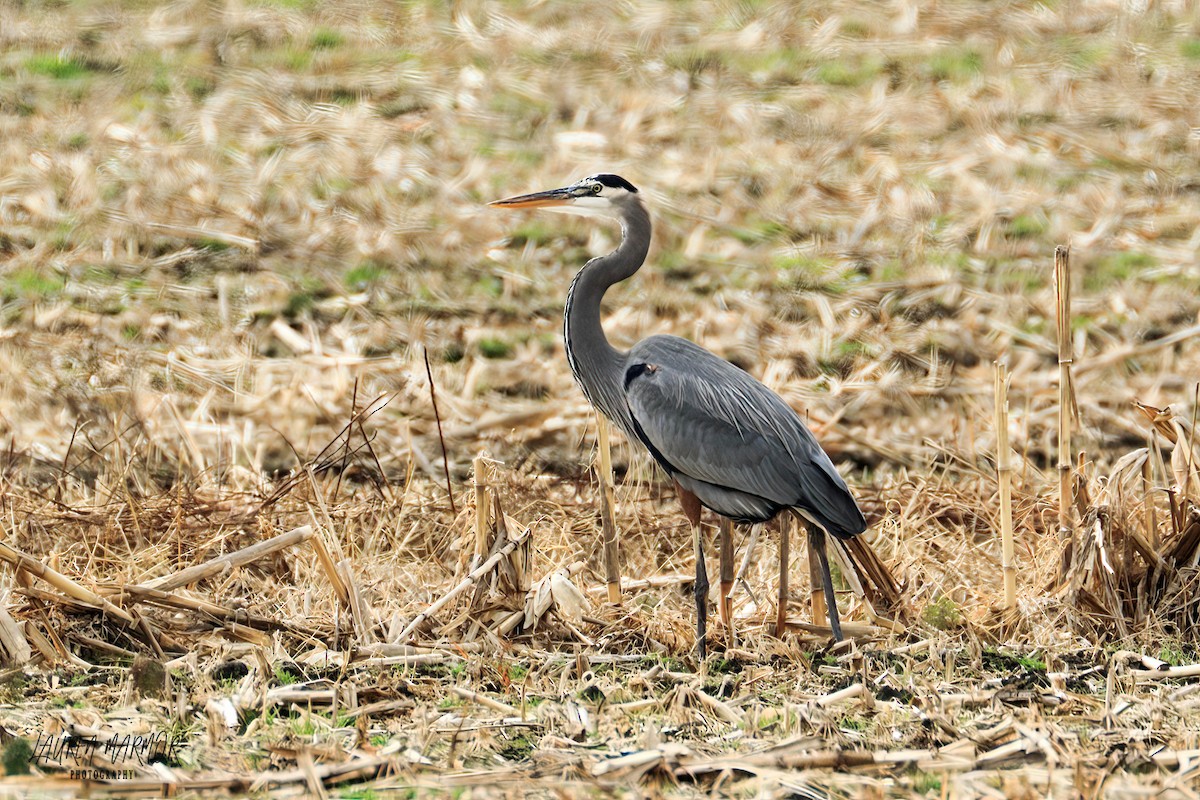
[1182,39,1200,60]
[185,74,216,100]
[729,217,789,245]
[1085,251,1156,291]
[927,46,983,82]
[727,49,808,85]
[273,663,300,685]
[197,237,232,252]
[774,254,852,293]
[816,55,882,87]
[507,220,556,248]
[474,274,503,299]
[910,767,943,795]
[3,268,64,300]
[657,249,697,281]
[835,339,873,360]
[338,789,384,800]
[283,291,316,318]
[2,738,33,776]
[328,87,359,105]
[981,648,1049,680]
[1017,654,1047,672]
[345,260,386,290]
[1006,213,1046,239]
[478,337,513,359]
[709,657,742,675]
[1158,640,1190,666]
[1069,314,1093,333]
[25,54,91,80]
[311,28,344,50]
[838,714,870,732]
[922,595,963,630]
[274,46,313,72]
[1059,37,1113,73]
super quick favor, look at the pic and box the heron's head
[489,174,640,220]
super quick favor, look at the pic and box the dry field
[2,0,1200,796]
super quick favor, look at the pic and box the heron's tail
[841,535,901,610]
[791,509,901,612]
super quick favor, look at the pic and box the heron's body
[491,173,867,654]
[624,334,865,533]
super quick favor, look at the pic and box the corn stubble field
[2,0,1200,796]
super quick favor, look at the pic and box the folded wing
[623,336,866,538]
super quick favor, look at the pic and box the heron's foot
[695,581,710,663]
[692,522,710,665]
[806,525,844,643]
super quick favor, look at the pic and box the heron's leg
[808,525,843,642]
[718,517,734,641]
[775,515,790,637]
[676,483,708,662]
[693,520,709,661]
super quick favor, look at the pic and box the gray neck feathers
[563,196,652,438]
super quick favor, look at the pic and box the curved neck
[563,198,651,434]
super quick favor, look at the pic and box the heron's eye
[591,183,603,195]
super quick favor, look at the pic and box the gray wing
[623,336,866,537]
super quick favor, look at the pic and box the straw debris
[1,0,1199,796]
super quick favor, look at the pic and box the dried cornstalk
[340,557,376,643]
[994,361,1016,608]
[396,525,532,643]
[496,560,586,636]
[1143,436,1159,550]
[1055,246,1075,564]
[0,605,32,666]
[452,686,519,715]
[0,542,134,623]
[145,525,314,594]
[473,454,490,569]
[779,517,792,637]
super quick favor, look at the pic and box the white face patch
[545,189,623,219]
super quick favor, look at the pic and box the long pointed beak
[488,187,574,209]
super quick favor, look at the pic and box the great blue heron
[490,173,867,656]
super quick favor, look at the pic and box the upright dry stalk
[473,454,490,568]
[994,361,1016,609]
[1054,246,1075,557]
[1143,434,1159,550]
[803,522,825,635]
[776,517,791,636]
[596,415,621,604]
